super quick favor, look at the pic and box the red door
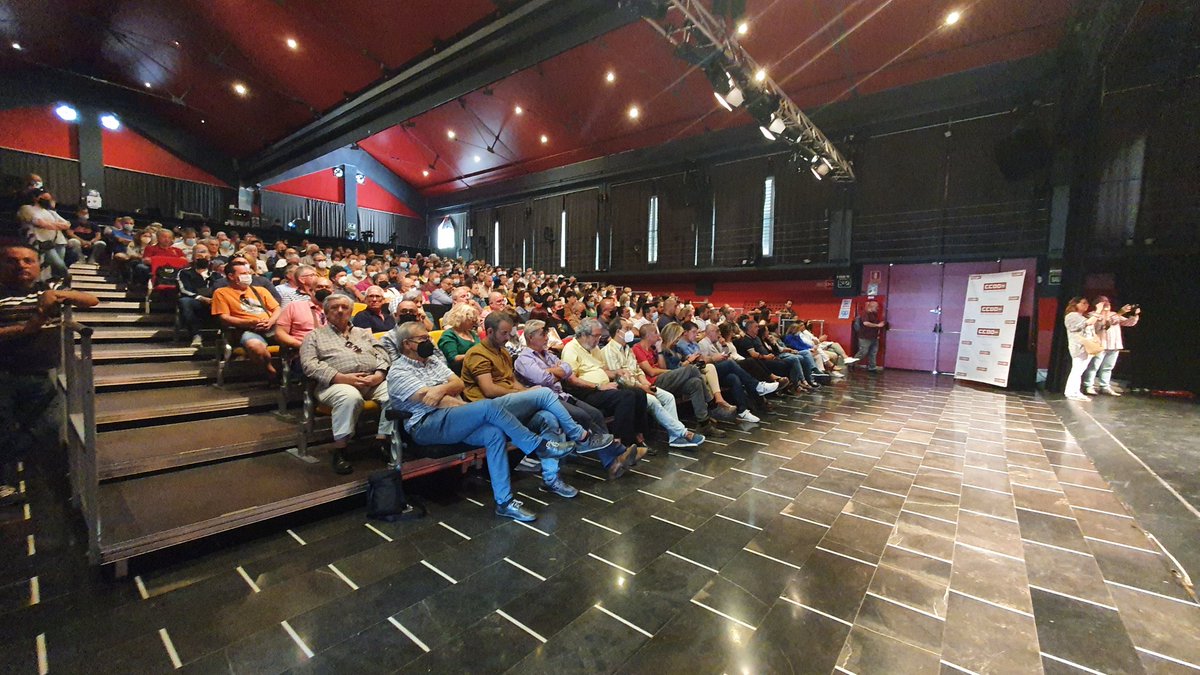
[937,261,1003,373]
[882,264,943,372]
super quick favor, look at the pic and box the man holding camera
[1083,297,1141,396]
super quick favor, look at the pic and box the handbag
[1080,336,1104,356]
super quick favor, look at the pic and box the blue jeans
[179,296,212,337]
[712,359,757,412]
[0,373,60,481]
[408,398,546,506]
[490,388,588,483]
[1082,349,1120,389]
[777,353,810,385]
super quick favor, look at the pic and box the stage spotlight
[99,114,120,131]
[746,91,781,132]
[54,104,78,122]
[759,112,787,140]
[705,60,745,111]
[810,155,833,180]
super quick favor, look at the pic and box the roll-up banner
[955,270,1026,387]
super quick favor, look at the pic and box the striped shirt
[386,351,455,431]
[0,280,63,373]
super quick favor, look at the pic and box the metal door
[936,261,1003,373]
[882,264,943,372]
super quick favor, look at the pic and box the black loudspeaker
[1007,352,1037,391]
[695,280,714,297]
[994,120,1051,181]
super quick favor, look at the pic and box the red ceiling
[359,0,1077,196]
[0,0,501,157]
[2,0,1078,198]
[262,169,420,218]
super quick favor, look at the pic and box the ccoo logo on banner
[954,270,1026,387]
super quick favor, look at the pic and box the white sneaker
[190,335,203,348]
[830,371,846,379]
[843,357,860,365]
[1100,387,1122,397]
[737,409,761,423]
[755,381,780,396]
[1065,393,1090,401]
[1084,386,1097,395]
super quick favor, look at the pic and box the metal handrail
[59,304,100,564]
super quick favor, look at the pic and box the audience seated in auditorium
[352,286,395,332]
[178,246,217,347]
[387,321,582,522]
[671,321,769,423]
[437,303,481,374]
[64,207,106,265]
[599,317,704,450]
[275,275,332,350]
[211,260,281,379]
[299,294,392,474]
[632,322,732,438]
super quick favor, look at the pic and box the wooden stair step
[77,312,174,325]
[84,326,176,341]
[84,300,143,310]
[97,412,326,479]
[88,290,130,300]
[95,383,279,425]
[92,343,208,361]
[94,361,213,388]
[96,442,484,563]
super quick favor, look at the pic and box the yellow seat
[429,329,444,343]
[315,399,379,417]
[352,302,367,316]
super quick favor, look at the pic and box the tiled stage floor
[2,371,1198,674]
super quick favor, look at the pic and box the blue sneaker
[578,432,615,452]
[539,476,579,499]
[535,438,576,460]
[496,499,537,522]
[669,433,705,448]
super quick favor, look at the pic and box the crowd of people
[7,172,861,519]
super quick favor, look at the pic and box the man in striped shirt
[0,244,98,505]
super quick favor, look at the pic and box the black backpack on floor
[366,469,426,522]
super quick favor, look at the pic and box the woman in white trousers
[1063,296,1099,401]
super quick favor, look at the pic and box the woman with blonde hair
[438,302,481,375]
[661,322,741,417]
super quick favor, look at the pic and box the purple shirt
[514,347,574,399]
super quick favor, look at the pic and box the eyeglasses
[344,340,362,353]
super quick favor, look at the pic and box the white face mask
[353,270,366,278]
[237,274,253,286]
[185,238,196,246]
[317,261,329,269]
[623,330,636,344]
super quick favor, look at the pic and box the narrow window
[761,176,775,257]
[594,231,601,269]
[493,220,500,265]
[559,209,567,268]
[436,217,455,250]
[647,195,659,264]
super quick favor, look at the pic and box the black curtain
[655,174,696,270]
[564,189,599,272]
[608,179,654,273]
[710,157,767,267]
[773,155,834,264]
[260,190,345,238]
[0,149,80,206]
[358,207,426,248]
[494,202,526,268]
[103,168,234,220]
[529,195,562,271]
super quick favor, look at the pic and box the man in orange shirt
[211,260,281,378]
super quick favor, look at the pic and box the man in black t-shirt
[65,208,107,264]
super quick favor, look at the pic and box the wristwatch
[594,381,600,391]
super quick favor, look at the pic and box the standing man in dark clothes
[853,300,886,372]
[0,244,98,505]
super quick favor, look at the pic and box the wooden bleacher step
[84,326,176,341]
[81,299,143,311]
[95,383,281,426]
[87,290,130,300]
[96,412,328,479]
[93,361,214,388]
[71,280,121,291]
[92,343,209,361]
[76,311,174,325]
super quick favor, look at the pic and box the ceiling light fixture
[447,129,456,140]
[810,155,833,180]
[286,37,298,50]
[200,119,206,124]
[232,82,248,96]
[422,170,429,177]
[540,134,549,144]
[513,105,523,115]
[944,10,962,26]
[11,42,21,51]
[473,155,481,163]
[54,105,78,122]
[606,70,616,83]
[737,21,749,36]
[704,60,745,111]
[755,69,766,83]
[332,166,344,178]
[99,114,121,131]
[628,105,640,120]
[143,81,152,88]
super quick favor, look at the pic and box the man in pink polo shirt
[275,276,333,349]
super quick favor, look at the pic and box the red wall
[358,176,420,218]
[263,169,344,203]
[0,107,77,159]
[635,278,856,350]
[0,106,229,186]
[101,127,228,186]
